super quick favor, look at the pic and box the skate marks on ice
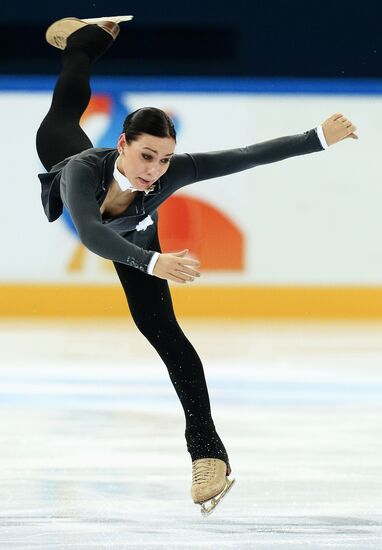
[0,321,381,549]
[1,461,381,550]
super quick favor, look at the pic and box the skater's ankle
[65,25,115,63]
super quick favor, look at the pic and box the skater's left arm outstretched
[165,113,358,189]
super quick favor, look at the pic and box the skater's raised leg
[36,18,124,171]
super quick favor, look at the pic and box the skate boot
[46,15,133,50]
[191,458,235,516]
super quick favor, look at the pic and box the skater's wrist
[147,252,160,275]
[316,125,329,149]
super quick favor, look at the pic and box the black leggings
[35,26,229,465]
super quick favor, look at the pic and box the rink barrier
[1,285,382,318]
[2,76,381,318]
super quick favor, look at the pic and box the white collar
[113,160,155,195]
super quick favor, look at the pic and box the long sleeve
[165,128,324,189]
[61,160,156,272]
[191,128,324,183]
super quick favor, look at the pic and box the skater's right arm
[62,160,200,282]
[63,160,156,273]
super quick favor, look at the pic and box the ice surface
[0,320,381,549]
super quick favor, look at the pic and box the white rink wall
[1,78,380,287]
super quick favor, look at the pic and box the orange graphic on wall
[158,195,244,270]
[80,95,112,121]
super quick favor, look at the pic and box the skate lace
[192,459,217,485]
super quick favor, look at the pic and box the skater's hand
[153,249,201,283]
[321,113,358,146]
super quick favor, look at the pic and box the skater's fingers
[342,123,358,140]
[331,113,344,121]
[166,272,187,284]
[172,249,189,257]
[177,257,200,267]
[176,265,201,277]
[170,269,195,283]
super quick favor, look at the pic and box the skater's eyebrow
[143,147,174,157]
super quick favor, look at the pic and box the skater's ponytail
[123,107,176,143]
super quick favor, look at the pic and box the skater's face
[116,133,175,192]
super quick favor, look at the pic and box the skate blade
[200,478,235,516]
[82,15,134,24]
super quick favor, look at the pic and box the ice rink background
[1,77,381,549]
[1,319,381,549]
[2,3,382,547]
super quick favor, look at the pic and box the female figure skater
[36,16,357,515]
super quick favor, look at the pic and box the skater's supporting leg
[113,232,229,465]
